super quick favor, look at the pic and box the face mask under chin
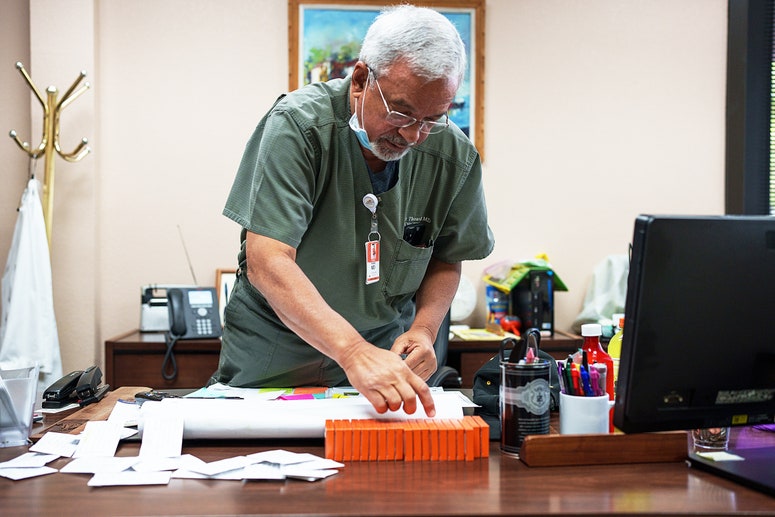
[349,94,413,162]
[348,111,373,151]
[348,93,374,150]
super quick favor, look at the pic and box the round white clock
[450,275,477,322]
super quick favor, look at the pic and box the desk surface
[3,431,775,515]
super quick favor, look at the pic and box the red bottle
[580,323,615,433]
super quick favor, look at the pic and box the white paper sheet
[170,450,341,482]
[139,414,183,458]
[0,452,59,469]
[88,470,171,487]
[282,467,339,481]
[108,399,140,427]
[73,421,123,458]
[186,456,252,477]
[0,466,57,480]
[29,431,80,457]
[131,454,201,473]
[60,456,140,474]
[240,462,286,480]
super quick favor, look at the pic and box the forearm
[412,258,462,341]
[245,230,436,416]
[244,231,368,365]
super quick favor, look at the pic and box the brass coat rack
[8,61,92,247]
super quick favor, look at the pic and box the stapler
[42,370,83,408]
[75,366,110,407]
[41,366,110,409]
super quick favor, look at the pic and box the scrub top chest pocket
[382,240,434,297]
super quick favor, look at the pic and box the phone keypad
[195,318,213,335]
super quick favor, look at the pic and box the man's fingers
[365,391,389,414]
[363,380,433,417]
[412,380,436,417]
[403,348,437,381]
[394,377,435,417]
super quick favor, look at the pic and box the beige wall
[0,0,726,374]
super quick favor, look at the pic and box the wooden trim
[287,0,485,158]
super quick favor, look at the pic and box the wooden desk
[2,431,775,515]
[6,388,775,515]
[105,330,220,389]
[448,330,583,388]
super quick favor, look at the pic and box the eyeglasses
[368,69,449,135]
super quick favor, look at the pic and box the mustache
[382,134,415,148]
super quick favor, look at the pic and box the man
[213,5,494,417]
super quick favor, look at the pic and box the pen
[525,346,536,363]
[571,363,581,396]
[592,363,607,396]
[580,366,593,397]
[589,364,601,396]
[563,362,574,395]
[557,363,566,394]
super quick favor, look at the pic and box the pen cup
[500,359,551,456]
[559,392,613,435]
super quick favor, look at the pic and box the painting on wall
[215,269,237,325]
[288,0,485,156]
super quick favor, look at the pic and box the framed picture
[288,0,485,158]
[215,269,237,325]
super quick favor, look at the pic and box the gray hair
[359,5,467,84]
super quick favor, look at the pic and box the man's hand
[340,342,436,418]
[391,327,438,381]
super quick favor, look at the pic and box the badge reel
[363,193,380,285]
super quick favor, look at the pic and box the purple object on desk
[278,393,315,400]
[731,424,775,450]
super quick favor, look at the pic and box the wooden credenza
[447,330,583,388]
[104,330,221,389]
[104,329,583,391]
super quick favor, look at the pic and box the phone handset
[167,288,188,337]
[166,287,221,339]
[163,287,222,380]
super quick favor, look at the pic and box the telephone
[139,284,197,332]
[42,366,110,408]
[166,287,222,339]
[162,287,222,381]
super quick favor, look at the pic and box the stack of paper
[0,419,343,485]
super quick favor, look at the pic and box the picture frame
[215,268,237,325]
[288,0,485,158]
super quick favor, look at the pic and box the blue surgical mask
[348,97,372,151]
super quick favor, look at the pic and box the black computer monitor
[615,214,775,431]
[613,214,775,496]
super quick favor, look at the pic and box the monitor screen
[613,214,775,434]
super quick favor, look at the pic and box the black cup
[499,359,551,456]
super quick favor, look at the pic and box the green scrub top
[216,76,494,388]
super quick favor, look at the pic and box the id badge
[365,239,380,284]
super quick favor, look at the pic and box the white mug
[559,392,613,435]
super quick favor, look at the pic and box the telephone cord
[162,332,179,381]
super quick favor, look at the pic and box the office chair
[427,311,462,388]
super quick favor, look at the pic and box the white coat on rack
[0,178,62,396]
